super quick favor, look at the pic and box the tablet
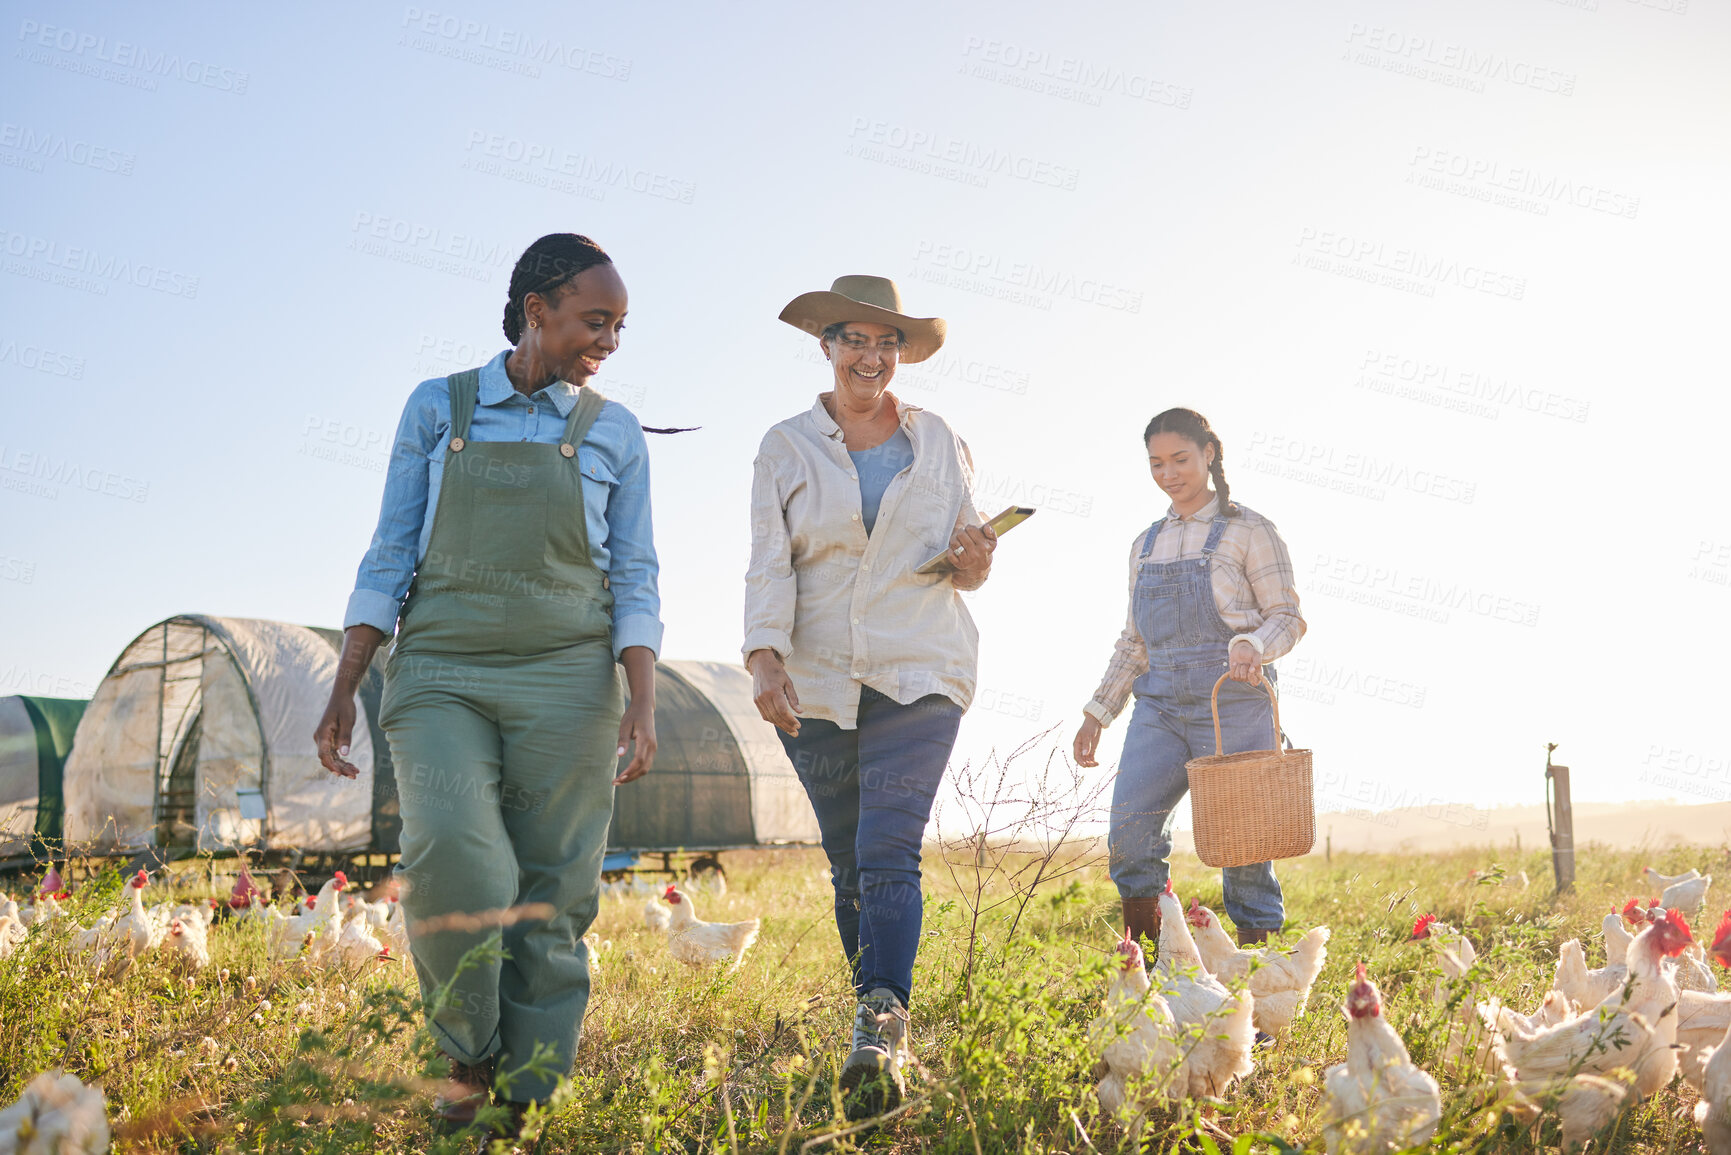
[915,506,1036,574]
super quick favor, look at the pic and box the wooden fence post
[1546,743,1575,894]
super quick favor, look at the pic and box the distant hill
[1169,799,1731,856]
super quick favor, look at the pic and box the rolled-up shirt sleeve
[343,381,440,635]
[948,436,991,593]
[1083,540,1150,726]
[741,449,796,661]
[1240,519,1305,662]
[604,420,664,659]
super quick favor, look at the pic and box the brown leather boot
[1122,897,1161,955]
[433,1055,495,1129]
[1237,927,1274,947]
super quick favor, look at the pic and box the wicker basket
[1185,673,1315,868]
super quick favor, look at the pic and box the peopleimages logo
[0,123,136,175]
[912,241,1143,313]
[15,20,250,93]
[845,118,1080,191]
[0,229,200,298]
[1294,228,1526,301]
[400,8,630,79]
[0,445,149,503]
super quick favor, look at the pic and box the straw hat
[778,275,947,364]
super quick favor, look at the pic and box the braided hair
[501,233,697,436]
[502,233,612,344]
[1143,408,1238,517]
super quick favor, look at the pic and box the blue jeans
[1108,682,1286,930]
[778,687,963,1008]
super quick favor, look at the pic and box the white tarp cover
[0,697,38,855]
[666,661,818,845]
[62,616,374,853]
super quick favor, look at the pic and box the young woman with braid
[1073,408,1307,952]
[315,233,662,1145]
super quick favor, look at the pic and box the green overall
[380,368,622,1103]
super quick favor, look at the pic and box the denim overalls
[381,368,624,1103]
[1107,512,1286,930]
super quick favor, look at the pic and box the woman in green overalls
[315,233,662,1142]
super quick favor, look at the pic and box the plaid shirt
[1084,495,1306,726]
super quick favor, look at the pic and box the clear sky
[3,0,1727,837]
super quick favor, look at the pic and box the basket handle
[1209,672,1283,758]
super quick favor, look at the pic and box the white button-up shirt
[743,394,986,729]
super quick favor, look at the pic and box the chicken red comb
[131,869,148,888]
[1654,907,1693,957]
[1162,878,1175,897]
[1621,897,1647,923]
[333,871,348,887]
[664,884,677,897]
[1410,913,1437,939]
[1345,961,1380,1018]
[1711,910,1731,957]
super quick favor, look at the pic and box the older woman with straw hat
[744,275,996,1118]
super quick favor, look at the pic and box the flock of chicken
[1091,864,1731,1153]
[3,859,1727,1152]
[1,863,411,982]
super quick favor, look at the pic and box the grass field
[0,835,1722,1154]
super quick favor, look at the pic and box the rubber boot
[1237,927,1273,947]
[1122,897,1161,953]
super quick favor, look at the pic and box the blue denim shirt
[344,350,663,658]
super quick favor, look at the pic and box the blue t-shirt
[848,428,914,535]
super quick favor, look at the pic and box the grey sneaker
[839,987,908,1119]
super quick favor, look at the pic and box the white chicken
[92,870,164,974]
[1627,897,1717,991]
[0,915,26,960]
[0,1069,109,1155]
[1488,908,1694,1133]
[1643,864,1701,889]
[1642,868,1712,915]
[1602,908,1634,967]
[1496,989,1578,1035]
[1678,914,1731,1090]
[71,913,114,959]
[1697,1018,1731,1154]
[643,898,671,932]
[329,912,386,970]
[264,873,348,963]
[1679,942,1721,994]
[663,885,759,969]
[1319,963,1441,1155]
[1184,899,1329,1038]
[160,914,210,972]
[1552,938,1625,1009]
[1090,928,1183,1134]
[1409,914,1494,1072]
[1151,883,1254,1097]
[379,900,410,962]
[1682,991,1731,1091]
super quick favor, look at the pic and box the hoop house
[606,661,818,851]
[0,695,87,861]
[62,616,382,855]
